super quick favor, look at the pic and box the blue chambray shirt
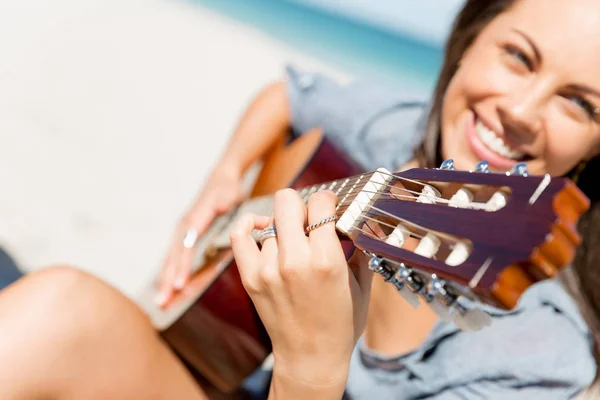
[242,65,596,400]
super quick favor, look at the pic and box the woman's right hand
[155,165,246,306]
[230,189,373,398]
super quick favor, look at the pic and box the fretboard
[209,172,374,248]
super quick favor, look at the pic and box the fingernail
[154,292,168,306]
[174,277,186,290]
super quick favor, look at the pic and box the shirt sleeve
[284,64,429,172]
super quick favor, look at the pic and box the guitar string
[295,173,477,208]
[335,201,461,263]
[253,169,454,209]
[341,197,465,244]
[337,189,492,211]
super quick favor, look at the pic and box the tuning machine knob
[422,275,454,322]
[451,302,493,332]
[368,256,394,280]
[393,264,422,308]
[439,159,456,170]
[369,258,422,309]
[474,160,491,173]
[509,162,528,176]
[426,275,457,306]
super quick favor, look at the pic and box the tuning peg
[369,257,418,306]
[393,264,423,309]
[368,258,422,309]
[368,256,394,280]
[510,162,528,176]
[424,275,454,322]
[474,160,491,173]
[426,297,452,321]
[426,275,456,305]
[439,159,456,170]
[451,303,493,332]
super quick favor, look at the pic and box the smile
[474,118,524,160]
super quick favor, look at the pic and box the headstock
[334,160,590,331]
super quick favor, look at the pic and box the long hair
[414,0,600,383]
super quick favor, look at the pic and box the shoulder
[284,64,430,171]
[348,279,596,399]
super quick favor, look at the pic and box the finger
[230,213,270,282]
[156,253,178,306]
[172,208,217,290]
[156,220,192,305]
[307,191,344,257]
[273,189,309,256]
[259,216,279,258]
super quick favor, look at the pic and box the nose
[496,84,546,138]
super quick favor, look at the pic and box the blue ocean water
[191,0,444,94]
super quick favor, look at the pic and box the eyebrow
[511,29,600,106]
[511,28,542,65]
[567,84,600,100]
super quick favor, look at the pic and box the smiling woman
[0,0,600,399]
[420,0,600,177]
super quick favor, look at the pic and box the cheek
[542,110,600,174]
[543,128,599,175]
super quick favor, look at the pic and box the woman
[1,0,599,398]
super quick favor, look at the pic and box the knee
[4,265,151,340]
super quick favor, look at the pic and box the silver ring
[182,228,199,249]
[305,215,338,233]
[257,226,277,246]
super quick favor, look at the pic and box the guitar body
[143,129,365,396]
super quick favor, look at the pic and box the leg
[0,266,208,400]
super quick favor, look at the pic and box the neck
[363,159,437,357]
[364,271,439,357]
[210,172,374,249]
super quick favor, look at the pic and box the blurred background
[0,0,464,299]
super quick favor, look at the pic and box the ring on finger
[257,226,277,246]
[305,215,338,233]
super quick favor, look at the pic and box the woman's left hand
[229,188,373,387]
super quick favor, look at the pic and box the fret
[335,178,349,198]
[298,187,309,198]
[306,185,318,199]
[328,181,338,192]
[338,175,364,211]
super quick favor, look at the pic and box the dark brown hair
[414,0,600,383]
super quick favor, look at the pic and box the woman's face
[441,0,600,176]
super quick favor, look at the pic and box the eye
[566,94,599,120]
[504,45,533,70]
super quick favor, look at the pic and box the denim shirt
[242,65,596,400]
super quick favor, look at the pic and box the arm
[215,81,292,178]
[158,81,292,302]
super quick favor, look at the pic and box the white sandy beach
[0,0,351,299]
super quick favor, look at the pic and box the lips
[475,119,524,159]
[465,111,530,170]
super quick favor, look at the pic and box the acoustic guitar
[137,128,589,397]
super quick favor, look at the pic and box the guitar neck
[209,173,374,249]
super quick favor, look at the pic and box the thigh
[0,266,209,400]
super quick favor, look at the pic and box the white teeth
[475,119,524,160]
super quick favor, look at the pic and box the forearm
[215,81,291,176]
